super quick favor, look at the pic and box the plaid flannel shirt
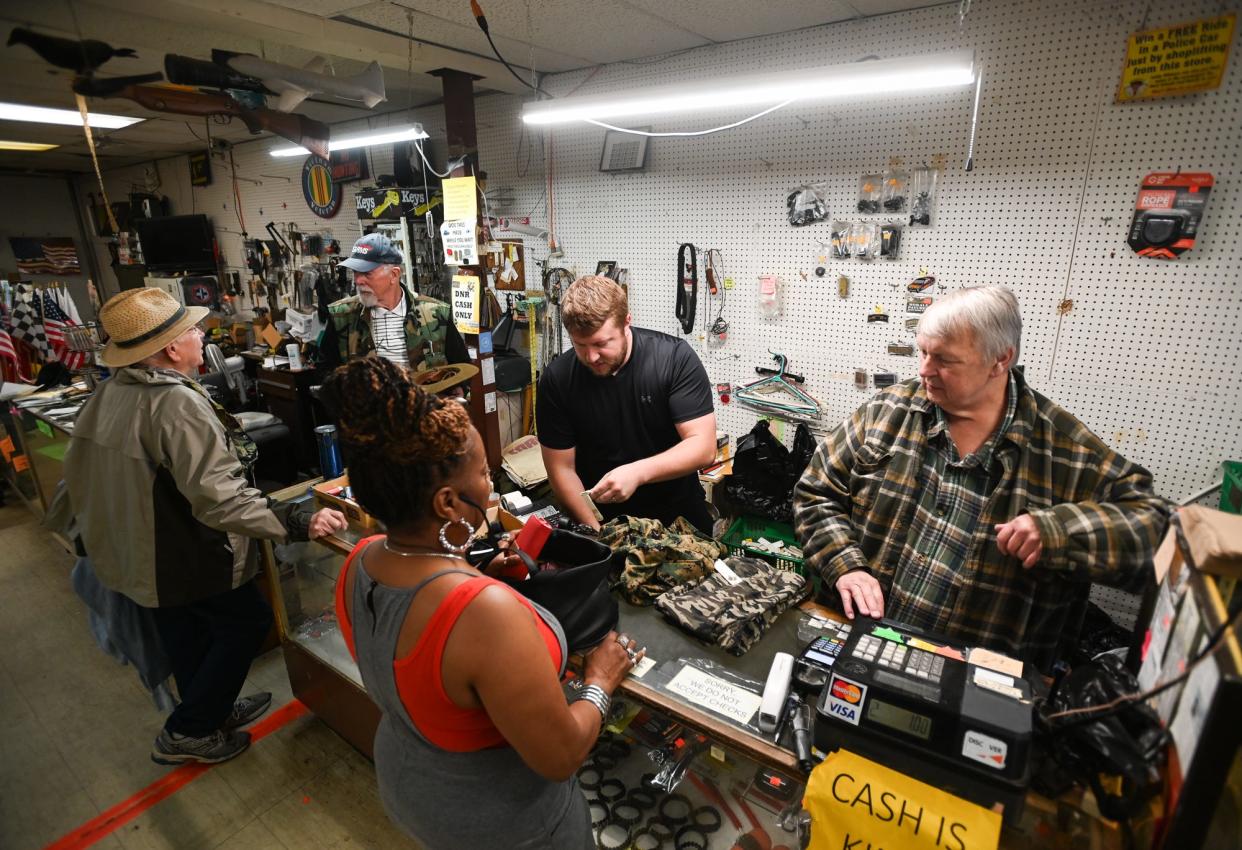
[890,373,1018,631]
[793,373,1169,671]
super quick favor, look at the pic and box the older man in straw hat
[65,288,347,766]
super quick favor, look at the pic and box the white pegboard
[502,0,1242,516]
[74,1,1239,550]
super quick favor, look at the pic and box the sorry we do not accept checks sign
[805,750,1001,850]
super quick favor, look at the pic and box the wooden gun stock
[93,84,328,157]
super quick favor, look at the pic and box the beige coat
[65,367,291,607]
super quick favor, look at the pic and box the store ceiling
[0,0,950,175]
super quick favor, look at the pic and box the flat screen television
[134,214,216,273]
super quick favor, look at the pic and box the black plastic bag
[732,419,791,497]
[1070,602,1134,667]
[790,422,816,481]
[725,420,820,523]
[1033,654,1168,820]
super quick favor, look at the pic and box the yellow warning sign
[1117,13,1235,102]
[805,750,1002,850]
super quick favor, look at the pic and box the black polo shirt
[537,327,714,531]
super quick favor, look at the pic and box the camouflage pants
[655,556,810,655]
[598,516,726,606]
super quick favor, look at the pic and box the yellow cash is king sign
[805,750,1001,850]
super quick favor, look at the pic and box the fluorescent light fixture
[270,124,429,157]
[0,140,60,151]
[0,100,142,129]
[523,51,976,125]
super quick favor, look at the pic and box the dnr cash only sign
[805,750,1001,850]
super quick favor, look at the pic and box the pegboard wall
[77,0,1239,519]
[514,0,1242,515]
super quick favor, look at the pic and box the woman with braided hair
[322,358,638,849]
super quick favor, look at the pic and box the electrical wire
[413,140,455,178]
[585,100,795,137]
[705,248,728,339]
[470,0,545,95]
[228,146,247,236]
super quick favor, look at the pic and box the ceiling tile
[353,1,708,69]
[618,0,859,42]
[250,0,376,14]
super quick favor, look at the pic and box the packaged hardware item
[882,170,908,213]
[879,223,902,259]
[850,221,880,260]
[909,166,939,226]
[787,183,829,227]
[758,275,781,319]
[857,174,882,213]
[830,221,852,259]
[1127,171,1213,259]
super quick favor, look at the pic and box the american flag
[0,327,21,376]
[41,290,88,370]
[8,237,81,275]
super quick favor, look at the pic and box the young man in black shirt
[537,275,717,534]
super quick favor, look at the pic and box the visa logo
[830,703,858,722]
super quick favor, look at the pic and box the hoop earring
[439,517,475,554]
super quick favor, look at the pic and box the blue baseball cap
[340,232,404,272]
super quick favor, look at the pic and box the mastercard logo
[831,679,862,704]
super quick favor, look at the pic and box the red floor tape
[43,699,310,850]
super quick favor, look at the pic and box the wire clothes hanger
[734,351,821,419]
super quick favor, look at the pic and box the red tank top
[336,536,564,752]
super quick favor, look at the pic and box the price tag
[713,559,743,586]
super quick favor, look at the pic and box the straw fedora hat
[99,288,209,367]
[409,362,479,395]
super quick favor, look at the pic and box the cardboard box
[313,475,380,533]
[1179,505,1242,579]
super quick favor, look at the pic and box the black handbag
[505,529,619,653]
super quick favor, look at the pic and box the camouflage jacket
[598,515,726,606]
[319,287,455,373]
[655,556,811,656]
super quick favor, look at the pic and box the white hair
[918,285,1022,364]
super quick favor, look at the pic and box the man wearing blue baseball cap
[320,232,469,374]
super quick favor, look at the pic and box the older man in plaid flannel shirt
[794,286,1168,672]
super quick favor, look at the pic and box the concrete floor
[0,501,421,850]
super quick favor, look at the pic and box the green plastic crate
[1222,461,1242,515]
[721,515,805,574]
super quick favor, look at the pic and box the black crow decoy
[8,27,137,74]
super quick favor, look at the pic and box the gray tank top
[349,543,592,850]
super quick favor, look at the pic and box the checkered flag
[8,288,49,360]
[41,290,88,370]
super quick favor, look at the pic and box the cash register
[813,617,1034,819]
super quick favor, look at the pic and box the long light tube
[269,124,429,157]
[0,140,60,151]
[523,51,975,125]
[0,101,142,129]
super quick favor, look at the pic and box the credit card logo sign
[826,674,867,726]
[962,730,1009,770]
[831,680,862,704]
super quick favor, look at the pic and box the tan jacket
[65,367,290,607]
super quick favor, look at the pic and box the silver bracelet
[572,684,611,723]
